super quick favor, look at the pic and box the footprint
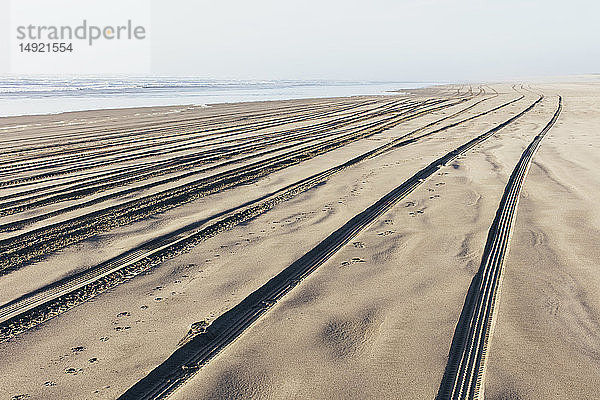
[378,230,395,236]
[11,395,30,400]
[64,367,82,375]
[71,346,86,353]
[405,201,416,207]
[89,358,98,363]
[114,326,131,331]
[435,182,446,186]
[384,219,394,225]
[352,242,365,248]
[99,336,109,342]
[116,312,130,317]
[430,194,440,199]
[43,381,56,387]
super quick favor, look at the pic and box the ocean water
[0,77,433,117]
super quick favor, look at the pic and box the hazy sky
[3,0,599,81]
[149,0,599,81]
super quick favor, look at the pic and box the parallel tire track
[0,99,376,158]
[0,100,416,212]
[436,96,562,400]
[0,90,503,339]
[0,98,468,274]
[0,100,392,194]
[0,100,418,192]
[116,94,543,400]
[0,100,391,175]
[0,101,376,181]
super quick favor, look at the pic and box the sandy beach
[0,79,598,400]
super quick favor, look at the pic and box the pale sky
[149,0,599,81]
[3,0,599,81]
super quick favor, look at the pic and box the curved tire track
[116,94,543,400]
[0,90,504,337]
[436,96,562,400]
[0,98,470,274]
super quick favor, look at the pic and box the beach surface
[0,79,598,400]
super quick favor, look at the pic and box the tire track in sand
[0,98,465,274]
[0,91,506,340]
[117,94,543,400]
[436,96,562,400]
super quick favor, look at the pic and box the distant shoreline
[0,79,435,118]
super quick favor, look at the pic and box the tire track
[0,99,391,171]
[0,100,414,206]
[0,88,521,342]
[0,98,466,273]
[0,98,373,156]
[0,100,389,178]
[0,100,449,223]
[436,96,562,400]
[0,99,421,187]
[116,92,543,400]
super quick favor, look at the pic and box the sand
[0,79,598,400]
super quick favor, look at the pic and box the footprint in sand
[409,209,425,217]
[114,326,131,331]
[43,381,56,387]
[71,346,86,354]
[378,230,395,236]
[352,241,365,248]
[64,367,82,375]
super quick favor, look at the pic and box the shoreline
[0,79,433,118]
[0,93,410,131]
